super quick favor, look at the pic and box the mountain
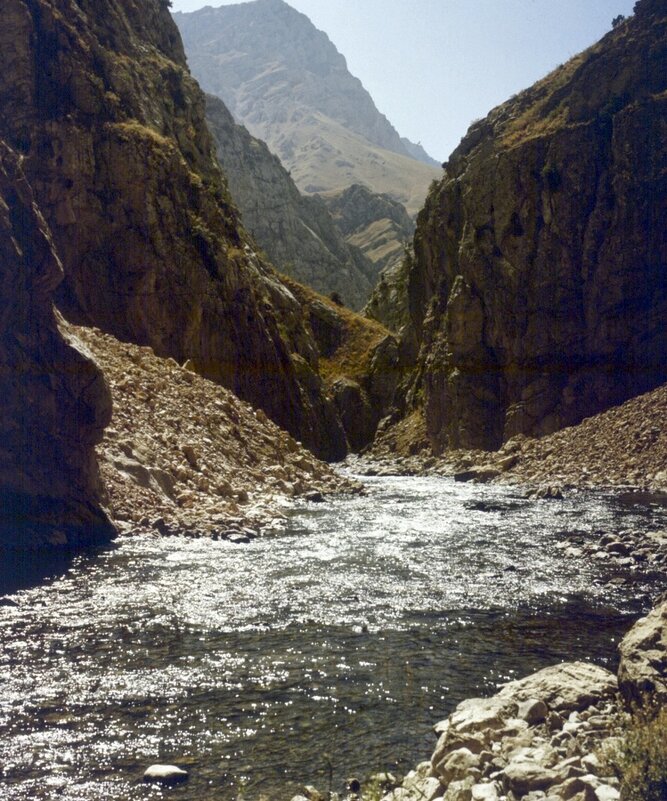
[173,0,440,214]
[321,184,415,277]
[0,0,350,462]
[205,94,378,309]
[393,0,666,453]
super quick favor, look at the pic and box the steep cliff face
[174,0,440,214]
[279,276,403,452]
[0,142,114,549]
[406,1,666,453]
[205,95,378,310]
[0,0,346,460]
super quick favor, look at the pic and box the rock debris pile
[73,325,357,538]
[499,384,667,491]
[368,382,667,495]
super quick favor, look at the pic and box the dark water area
[1,475,666,800]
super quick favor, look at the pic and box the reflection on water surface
[1,475,665,800]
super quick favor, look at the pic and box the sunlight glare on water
[0,474,665,800]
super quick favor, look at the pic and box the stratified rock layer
[0,143,114,549]
[406,2,666,452]
[0,0,345,461]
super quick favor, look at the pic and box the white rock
[143,764,189,784]
[498,662,617,713]
[471,783,500,801]
[437,747,482,784]
[595,785,620,801]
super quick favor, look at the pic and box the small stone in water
[143,764,189,785]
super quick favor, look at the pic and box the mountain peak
[174,1,440,209]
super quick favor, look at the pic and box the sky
[169,0,637,162]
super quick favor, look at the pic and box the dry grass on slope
[70,324,355,537]
[278,274,393,384]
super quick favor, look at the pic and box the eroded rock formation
[0,143,114,549]
[0,0,346,460]
[404,1,666,453]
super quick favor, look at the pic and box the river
[1,474,665,800]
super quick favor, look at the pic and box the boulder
[498,662,617,713]
[618,600,667,705]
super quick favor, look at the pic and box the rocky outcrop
[174,0,440,213]
[321,184,416,311]
[280,276,403,451]
[0,0,347,461]
[618,600,667,706]
[374,604,667,801]
[205,95,378,310]
[0,143,114,549]
[402,1,666,453]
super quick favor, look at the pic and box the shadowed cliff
[400,0,666,453]
[0,0,348,460]
[0,142,115,549]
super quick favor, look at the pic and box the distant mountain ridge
[173,0,440,214]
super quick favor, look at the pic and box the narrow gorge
[0,1,665,801]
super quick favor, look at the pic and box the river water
[1,474,666,801]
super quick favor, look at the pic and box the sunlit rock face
[405,0,666,452]
[0,0,346,461]
[173,0,440,216]
[0,143,114,549]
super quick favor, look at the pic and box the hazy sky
[170,0,637,161]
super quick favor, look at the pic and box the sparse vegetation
[278,273,391,384]
[603,703,667,801]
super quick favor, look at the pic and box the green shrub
[605,703,667,801]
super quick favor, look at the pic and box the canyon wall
[0,0,346,460]
[205,94,378,310]
[0,142,114,549]
[405,0,666,452]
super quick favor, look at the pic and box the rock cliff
[278,276,403,451]
[0,0,347,461]
[0,142,114,549]
[174,0,440,214]
[205,94,378,310]
[323,183,415,278]
[404,1,666,453]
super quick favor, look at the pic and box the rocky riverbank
[72,324,359,541]
[293,602,667,801]
[369,381,667,494]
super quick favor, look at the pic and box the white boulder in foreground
[143,764,189,785]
